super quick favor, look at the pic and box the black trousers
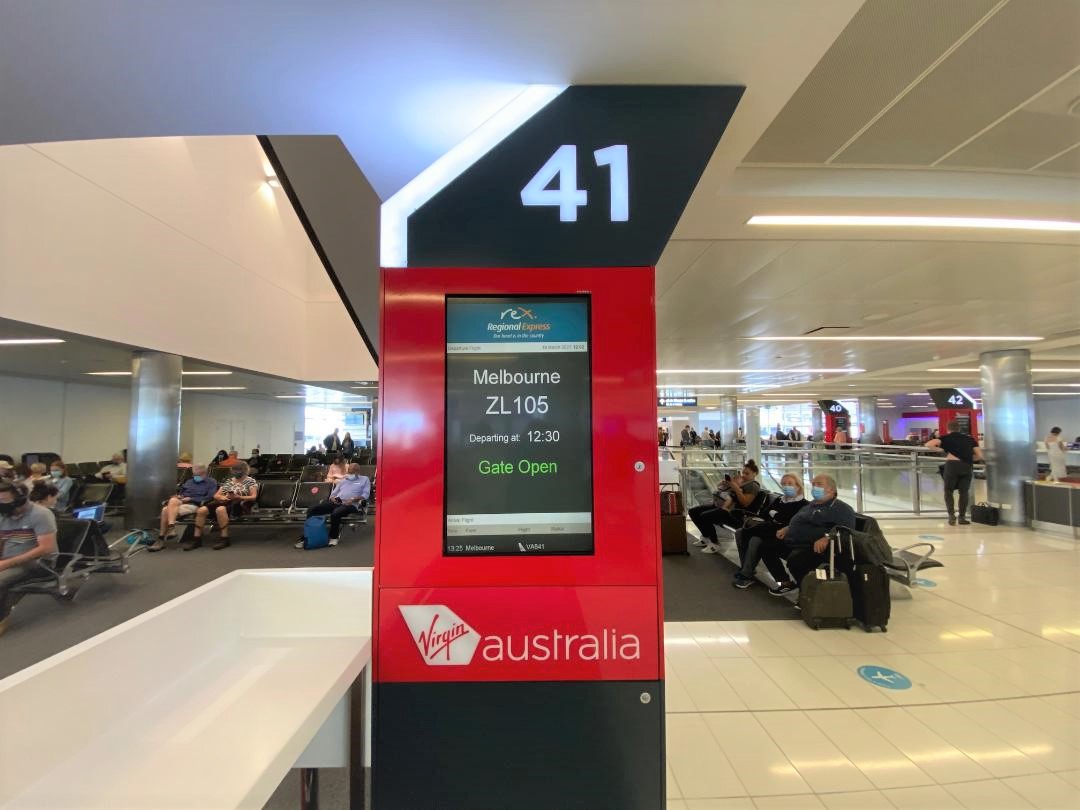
[738,522,789,581]
[688,504,737,542]
[306,500,363,539]
[943,460,973,519]
[786,545,855,587]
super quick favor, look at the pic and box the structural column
[744,406,762,467]
[979,349,1035,526]
[811,406,823,441]
[717,395,738,448]
[858,396,882,444]
[126,352,183,530]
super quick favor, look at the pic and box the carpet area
[662,532,800,623]
[0,522,375,679]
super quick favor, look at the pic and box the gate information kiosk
[373,85,743,809]
[818,399,851,443]
[928,388,980,441]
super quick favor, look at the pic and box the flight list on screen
[444,296,594,556]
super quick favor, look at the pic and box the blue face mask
[346,474,357,480]
[811,486,827,500]
[782,485,798,498]
[50,469,63,478]
[192,475,203,483]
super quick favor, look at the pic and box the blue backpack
[303,515,330,550]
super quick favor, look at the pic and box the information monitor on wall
[444,296,593,556]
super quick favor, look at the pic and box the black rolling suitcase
[849,562,891,632]
[797,534,852,631]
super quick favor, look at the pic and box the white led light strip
[747,215,1080,232]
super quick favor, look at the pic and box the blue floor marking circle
[918,534,944,541]
[914,577,937,588]
[857,665,912,690]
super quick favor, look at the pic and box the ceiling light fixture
[746,215,1080,232]
[181,371,233,376]
[657,368,864,374]
[0,338,65,346]
[1034,392,1080,396]
[265,175,281,189]
[181,386,247,391]
[929,367,1077,373]
[85,371,132,376]
[657,384,743,389]
[751,336,1042,342]
[86,370,234,377]
[1033,383,1080,387]
[275,395,306,399]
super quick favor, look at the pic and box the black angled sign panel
[406,85,744,268]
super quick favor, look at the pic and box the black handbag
[971,502,1000,526]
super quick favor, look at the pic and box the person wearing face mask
[151,464,219,551]
[765,474,856,596]
[295,463,371,549]
[689,460,761,554]
[733,474,808,590]
[47,461,74,511]
[0,481,58,636]
[184,462,258,551]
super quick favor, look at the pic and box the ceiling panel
[744,0,1000,164]
[836,0,1080,166]
[939,109,1080,170]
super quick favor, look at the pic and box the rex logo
[399,604,480,666]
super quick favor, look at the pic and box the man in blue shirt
[151,464,219,551]
[296,463,371,548]
[763,474,857,596]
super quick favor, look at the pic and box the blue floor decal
[857,665,912,690]
[914,577,937,588]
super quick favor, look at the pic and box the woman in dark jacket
[341,432,355,459]
[733,474,807,589]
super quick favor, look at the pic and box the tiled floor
[666,518,1080,809]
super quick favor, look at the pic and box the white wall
[1035,396,1080,440]
[179,393,305,468]
[0,136,377,383]
[0,374,129,463]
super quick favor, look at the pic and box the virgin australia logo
[399,605,480,665]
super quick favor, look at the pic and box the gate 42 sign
[521,145,629,222]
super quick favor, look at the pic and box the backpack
[303,515,330,550]
[835,516,891,567]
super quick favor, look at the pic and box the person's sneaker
[701,544,721,554]
[769,582,796,596]
[182,538,202,551]
[294,539,306,549]
[212,538,231,550]
[958,518,971,525]
[948,517,957,526]
[691,538,707,547]
[148,538,166,553]
[329,537,339,547]
[734,577,754,589]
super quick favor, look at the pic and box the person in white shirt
[96,452,127,484]
[1046,426,1068,480]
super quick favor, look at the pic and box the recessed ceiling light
[265,175,281,188]
[275,395,306,399]
[928,367,1076,373]
[85,370,235,376]
[85,371,132,376]
[751,336,1042,342]
[1034,392,1080,396]
[0,338,65,346]
[181,370,233,376]
[181,386,247,391]
[746,215,1080,232]
[657,368,864,374]
[1033,383,1080,387]
[907,392,928,396]
[657,384,743,389]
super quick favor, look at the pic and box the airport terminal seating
[9,518,129,604]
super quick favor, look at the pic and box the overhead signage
[927,387,976,409]
[818,399,849,415]
[658,396,697,407]
[406,85,744,267]
[444,296,593,556]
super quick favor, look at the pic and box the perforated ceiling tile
[940,110,1080,170]
[1038,143,1080,174]
[835,0,1080,167]
[743,0,1001,164]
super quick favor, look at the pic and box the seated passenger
[210,449,229,468]
[28,482,60,511]
[0,481,58,636]
[49,461,74,511]
[24,462,49,491]
[733,474,807,590]
[325,456,348,483]
[0,460,13,482]
[96,452,128,483]
[688,460,761,554]
[151,464,220,551]
[762,474,856,596]
[246,448,264,473]
[295,464,371,549]
[183,463,258,551]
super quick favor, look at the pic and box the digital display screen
[444,296,593,556]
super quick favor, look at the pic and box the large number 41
[520,144,629,222]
